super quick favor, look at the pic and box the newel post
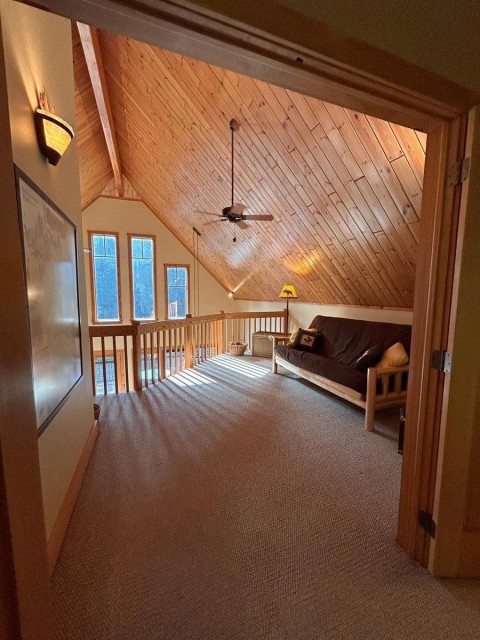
[185,314,192,368]
[218,311,225,355]
[132,320,142,391]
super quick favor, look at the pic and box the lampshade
[279,284,298,299]
[34,109,74,166]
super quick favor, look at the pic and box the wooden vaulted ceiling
[73,25,426,309]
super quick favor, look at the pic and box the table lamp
[279,284,298,332]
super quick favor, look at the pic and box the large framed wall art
[15,167,83,435]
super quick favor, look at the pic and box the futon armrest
[365,365,409,432]
[272,336,290,347]
[371,365,409,377]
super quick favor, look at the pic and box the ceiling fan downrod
[230,119,239,207]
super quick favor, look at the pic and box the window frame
[88,230,122,324]
[164,263,191,320]
[128,233,158,321]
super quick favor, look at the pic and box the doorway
[2,1,478,636]
[27,0,471,565]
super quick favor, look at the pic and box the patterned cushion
[292,328,322,353]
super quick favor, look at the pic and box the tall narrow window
[165,265,190,319]
[90,232,121,323]
[129,235,156,320]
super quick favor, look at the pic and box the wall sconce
[34,109,74,166]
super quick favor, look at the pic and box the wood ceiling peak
[73,23,113,209]
[74,30,426,308]
[76,23,124,197]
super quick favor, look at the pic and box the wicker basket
[252,331,286,357]
[229,341,247,356]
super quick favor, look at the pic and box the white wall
[82,197,235,320]
[0,1,93,539]
[234,299,413,331]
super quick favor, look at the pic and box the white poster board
[16,169,82,433]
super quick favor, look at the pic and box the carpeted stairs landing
[53,355,480,639]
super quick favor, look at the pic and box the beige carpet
[53,355,480,639]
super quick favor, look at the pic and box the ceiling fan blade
[237,220,249,230]
[204,218,229,225]
[243,214,274,221]
[230,203,246,215]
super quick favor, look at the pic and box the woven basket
[229,341,247,356]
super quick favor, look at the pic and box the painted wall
[277,0,480,94]
[234,299,413,331]
[82,197,235,320]
[0,1,93,538]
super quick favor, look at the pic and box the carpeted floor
[53,355,480,639]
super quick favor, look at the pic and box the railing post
[185,315,192,368]
[132,320,142,391]
[218,311,225,355]
[282,309,288,334]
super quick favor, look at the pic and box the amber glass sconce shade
[34,109,74,166]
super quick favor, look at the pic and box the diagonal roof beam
[77,22,123,197]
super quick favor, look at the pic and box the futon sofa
[272,315,411,431]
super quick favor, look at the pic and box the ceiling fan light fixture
[201,118,275,234]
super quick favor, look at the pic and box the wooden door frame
[428,107,480,576]
[396,116,468,563]
[0,11,53,639]
[15,0,480,571]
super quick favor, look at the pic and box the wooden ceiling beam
[77,23,123,197]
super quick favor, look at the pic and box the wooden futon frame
[272,336,409,432]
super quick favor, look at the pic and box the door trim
[397,116,468,561]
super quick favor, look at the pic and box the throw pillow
[354,344,383,372]
[292,328,322,353]
[287,327,299,347]
[377,342,409,369]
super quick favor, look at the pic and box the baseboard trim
[47,419,99,575]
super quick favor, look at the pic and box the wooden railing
[89,309,286,395]
[223,311,287,347]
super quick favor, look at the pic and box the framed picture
[15,167,83,435]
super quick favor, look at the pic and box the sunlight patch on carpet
[169,368,217,387]
[212,354,269,378]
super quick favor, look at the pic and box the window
[90,232,121,322]
[129,235,156,320]
[165,265,189,319]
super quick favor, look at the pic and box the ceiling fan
[201,119,274,239]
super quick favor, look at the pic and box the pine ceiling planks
[72,24,113,209]
[75,30,426,308]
